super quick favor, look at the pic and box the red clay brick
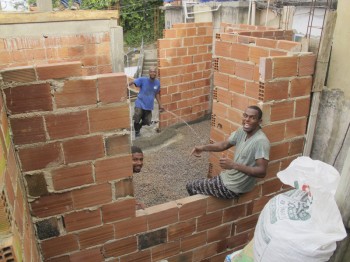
[262,80,289,101]
[78,224,114,249]
[207,224,231,243]
[64,209,102,232]
[207,197,235,213]
[270,100,294,122]
[72,183,112,209]
[31,192,73,218]
[290,77,312,97]
[213,72,229,89]
[228,76,245,95]
[197,210,223,232]
[1,66,36,83]
[216,88,232,106]
[114,216,147,239]
[270,142,289,161]
[181,232,207,252]
[263,123,285,143]
[103,236,137,258]
[235,62,254,80]
[41,234,79,259]
[4,83,53,114]
[272,56,298,78]
[192,242,218,261]
[230,43,249,61]
[62,135,104,164]
[10,116,46,145]
[147,201,179,230]
[89,104,129,132]
[289,138,305,155]
[249,46,269,65]
[168,219,196,241]
[232,93,250,111]
[262,178,283,196]
[95,155,132,182]
[97,73,127,104]
[299,55,316,76]
[219,58,235,75]
[152,241,181,262]
[70,248,104,262]
[233,214,259,234]
[215,41,232,57]
[277,40,301,51]
[18,142,63,172]
[285,118,307,138]
[102,198,136,223]
[45,111,89,140]
[119,250,151,262]
[105,134,130,156]
[176,195,207,221]
[115,177,134,198]
[245,81,260,100]
[36,62,82,80]
[256,38,277,49]
[52,163,94,190]
[55,79,97,108]
[295,97,311,117]
[222,204,246,223]
[251,196,272,214]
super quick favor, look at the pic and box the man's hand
[191,146,204,157]
[159,106,165,113]
[219,155,235,170]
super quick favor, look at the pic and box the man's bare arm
[191,140,233,157]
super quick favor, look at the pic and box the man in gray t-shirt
[186,106,270,199]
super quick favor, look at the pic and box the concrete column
[110,22,124,73]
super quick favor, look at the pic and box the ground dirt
[133,119,211,207]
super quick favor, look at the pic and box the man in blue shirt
[129,67,164,137]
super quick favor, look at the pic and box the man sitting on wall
[186,106,270,199]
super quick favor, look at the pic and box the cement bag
[254,156,346,262]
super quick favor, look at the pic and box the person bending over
[129,67,164,137]
[186,106,270,199]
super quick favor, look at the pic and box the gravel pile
[133,119,211,207]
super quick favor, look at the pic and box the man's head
[149,67,157,80]
[242,106,263,135]
[131,146,143,173]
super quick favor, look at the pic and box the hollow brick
[1,66,36,83]
[36,61,82,80]
[72,183,112,210]
[64,209,101,232]
[101,198,136,223]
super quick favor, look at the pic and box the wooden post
[303,10,337,156]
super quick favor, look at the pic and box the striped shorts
[186,176,239,199]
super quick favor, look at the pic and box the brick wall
[0,24,315,261]
[209,30,315,202]
[0,32,113,76]
[0,85,40,260]
[158,22,213,129]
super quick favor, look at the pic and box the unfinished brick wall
[0,32,112,75]
[0,24,316,261]
[158,22,213,129]
[0,90,40,260]
[209,29,315,210]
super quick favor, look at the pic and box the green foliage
[120,0,164,47]
[81,0,117,10]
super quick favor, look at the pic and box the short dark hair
[131,146,143,154]
[248,105,263,119]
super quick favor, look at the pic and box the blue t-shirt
[134,77,160,110]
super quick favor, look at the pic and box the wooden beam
[0,10,119,24]
[303,10,337,156]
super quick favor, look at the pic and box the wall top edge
[0,10,119,25]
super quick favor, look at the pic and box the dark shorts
[186,175,239,199]
[133,107,152,126]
